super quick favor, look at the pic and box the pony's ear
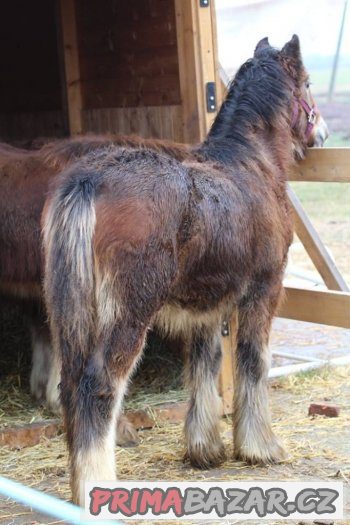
[281,34,301,61]
[254,37,270,56]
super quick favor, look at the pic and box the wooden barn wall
[0,1,65,142]
[83,106,183,142]
[77,0,183,140]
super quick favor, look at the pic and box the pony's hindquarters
[43,166,178,505]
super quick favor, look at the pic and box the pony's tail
[43,172,98,359]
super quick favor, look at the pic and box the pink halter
[291,97,318,139]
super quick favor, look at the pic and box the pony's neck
[196,60,296,175]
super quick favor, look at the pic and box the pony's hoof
[234,436,288,465]
[45,395,62,416]
[185,440,227,469]
[116,414,140,447]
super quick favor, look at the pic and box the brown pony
[0,134,189,439]
[43,35,328,504]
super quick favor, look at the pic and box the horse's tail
[43,171,98,359]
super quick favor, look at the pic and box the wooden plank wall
[0,111,65,143]
[76,0,181,110]
[70,0,184,140]
[0,1,65,141]
[1,0,183,142]
[59,0,83,135]
[83,105,183,141]
[174,0,221,143]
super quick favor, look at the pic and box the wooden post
[59,0,83,135]
[288,186,349,292]
[219,309,237,415]
[175,0,203,143]
[174,0,220,143]
[210,0,223,108]
[195,0,221,133]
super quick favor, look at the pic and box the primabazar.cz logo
[83,481,343,520]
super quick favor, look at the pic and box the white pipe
[269,354,350,378]
[269,360,325,378]
[0,476,121,525]
[285,267,324,286]
[272,350,325,363]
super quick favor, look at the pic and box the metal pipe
[285,267,324,286]
[0,476,122,525]
[272,350,325,363]
[328,0,348,102]
[269,354,350,379]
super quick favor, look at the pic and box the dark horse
[0,134,188,441]
[43,36,328,504]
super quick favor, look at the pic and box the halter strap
[292,97,318,139]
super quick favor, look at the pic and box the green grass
[325,132,350,148]
[309,67,350,94]
[290,182,350,222]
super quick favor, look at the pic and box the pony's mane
[198,48,292,163]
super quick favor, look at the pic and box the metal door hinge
[206,82,217,113]
[221,320,229,337]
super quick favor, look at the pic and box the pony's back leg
[31,319,138,446]
[184,329,226,468]
[52,258,175,505]
[60,318,147,505]
[234,281,287,464]
[30,322,52,403]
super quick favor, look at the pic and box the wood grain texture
[175,0,203,142]
[60,0,83,135]
[77,0,180,110]
[219,310,237,415]
[291,148,350,182]
[83,105,182,141]
[279,287,350,329]
[175,0,219,142]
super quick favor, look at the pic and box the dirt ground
[1,363,349,525]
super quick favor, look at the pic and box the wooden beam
[279,287,350,329]
[175,0,203,143]
[210,0,223,108]
[288,186,349,292]
[55,0,70,135]
[174,0,219,142]
[195,0,219,134]
[219,310,237,415]
[291,148,350,182]
[59,0,83,135]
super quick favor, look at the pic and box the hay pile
[1,305,349,523]
[0,327,186,430]
[1,366,349,524]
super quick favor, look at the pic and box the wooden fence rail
[290,147,350,182]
